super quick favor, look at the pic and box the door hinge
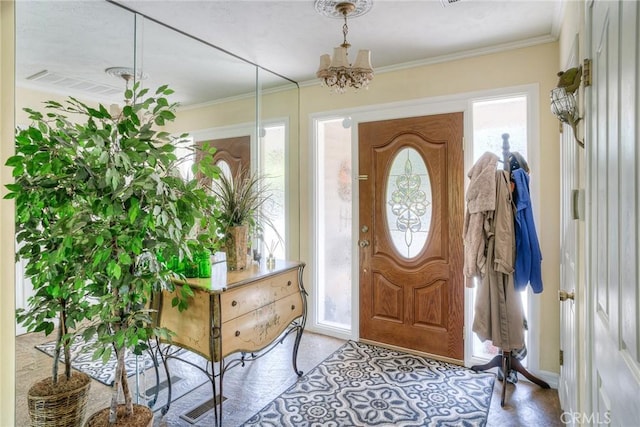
[462,326,466,339]
[559,349,564,366]
[572,189,585,220]
[583,58,592,87]
[358,175,368,180]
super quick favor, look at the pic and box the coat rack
[471,133,550,407]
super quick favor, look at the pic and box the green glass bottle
[198,249,212,278]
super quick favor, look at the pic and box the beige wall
[299,41,561,374]
[1,1,16,425]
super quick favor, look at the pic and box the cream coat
[471,170,525,351]
[463,152,499,287]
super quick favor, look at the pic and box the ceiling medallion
[314,0,373,19]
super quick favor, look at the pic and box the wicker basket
[28,372,91,427]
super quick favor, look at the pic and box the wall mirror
[13,1,300,328]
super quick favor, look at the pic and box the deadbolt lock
[361,225,369,233]
[359,239,370,248]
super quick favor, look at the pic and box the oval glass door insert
[386,147,432,258]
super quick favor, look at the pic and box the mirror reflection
[14,1,299,423]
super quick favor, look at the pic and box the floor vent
[145,375,182,396]
[180,395,226,424]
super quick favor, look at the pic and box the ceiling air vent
[440,0,464,6]
[26,69,121,96]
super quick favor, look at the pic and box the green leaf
[159,110,176,120]
[4,155,24,167]
[118,252,132,265]
[107,261,122,279]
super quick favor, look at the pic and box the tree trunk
[109,342,134,425]
[108,345,125,425]
[52,300,67,385]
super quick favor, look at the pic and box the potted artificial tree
[7,111,98,426]
[209,169,272,270]
[9,82,221,427]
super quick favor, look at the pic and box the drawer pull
[231,300,238,307]
[291,305,296,311]
[235,330,241,337]
[287,280,292,286]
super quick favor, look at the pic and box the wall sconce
[550,66,584,148]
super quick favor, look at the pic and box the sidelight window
[470,95,530,365]
[313,117,353,332]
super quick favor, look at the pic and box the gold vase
[225,224,248,271]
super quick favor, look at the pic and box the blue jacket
[512,169,543,293]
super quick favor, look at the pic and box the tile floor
[15,331,562,426]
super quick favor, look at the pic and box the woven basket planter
[28,372,91,427]
[84,404,153,427]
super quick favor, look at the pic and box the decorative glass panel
[385,147,431,259]
[216,160,232,181]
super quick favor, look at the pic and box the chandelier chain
[342,14,350,48]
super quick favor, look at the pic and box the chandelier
[315,1,374,93]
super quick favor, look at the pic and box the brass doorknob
[559,290,575,301]
[359,240,370,247]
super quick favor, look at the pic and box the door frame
[309,85,546,376]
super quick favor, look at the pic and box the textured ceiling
[16,0,564,106]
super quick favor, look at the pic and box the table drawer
[220,269,298,322]
[221,292,303,356]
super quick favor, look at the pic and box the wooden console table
[150,259,307,426]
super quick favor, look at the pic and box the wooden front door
[358,113,464,362]
[197,135,250,180]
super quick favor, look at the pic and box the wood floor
[15,331,562,426]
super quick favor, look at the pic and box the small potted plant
[209,169,273,271]
[9,82,222,427]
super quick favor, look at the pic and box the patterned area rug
[243,341,495,427]
[35,335,156,386]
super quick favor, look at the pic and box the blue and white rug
[242,341,495,427]
[35,335,155,386]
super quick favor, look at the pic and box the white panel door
[558,44,580,419]
[588,1,640,424]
